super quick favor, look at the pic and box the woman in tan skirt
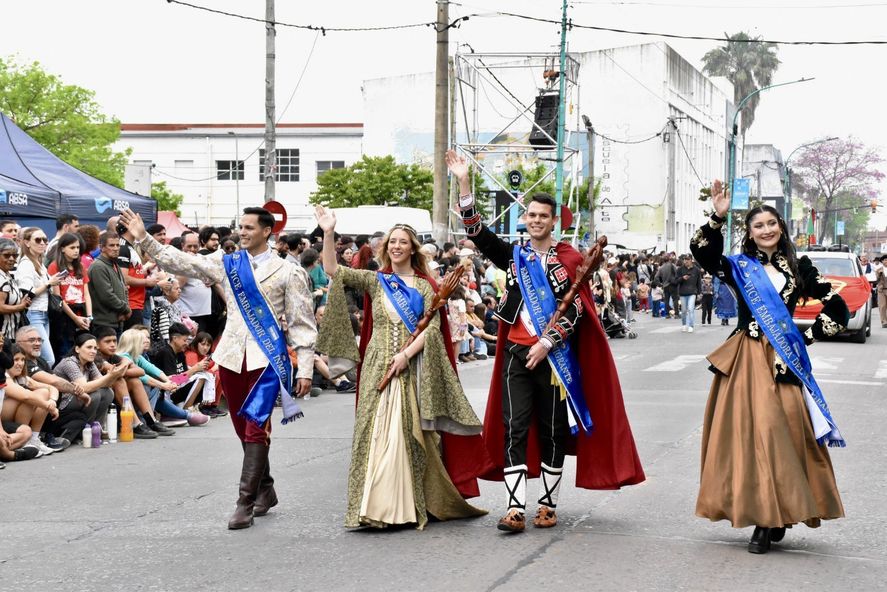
[690,180,849,554]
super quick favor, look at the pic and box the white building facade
[363,42,737,253]
[579,43,735,253]
[115,123,363,231]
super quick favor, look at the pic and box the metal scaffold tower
[451,51,582,243]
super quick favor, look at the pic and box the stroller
[600,302,638,339]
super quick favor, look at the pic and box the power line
[168,2,887,44]
[594,129,663,144]
[465,10,887,45]
[598,49,671,106]
[166,0,439,34]
[674,127,707,188]
[571,0,887,8]
[150,31,321,183]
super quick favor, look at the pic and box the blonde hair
[117,328,146,359]
[378,225,431,277]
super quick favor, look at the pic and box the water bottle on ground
[81,424,92,448]
[107,404,118,443]
[91,421,102,448]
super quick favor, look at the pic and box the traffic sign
[560,205,573,231]
[508,170,523,189]
[264,200,288,234]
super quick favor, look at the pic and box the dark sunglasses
[32,237,48,244]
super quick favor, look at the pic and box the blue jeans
[148,387,188,420]
[680,294,696,328]
[472,335,488,356]
[26,309,55,367]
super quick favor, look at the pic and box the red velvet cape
[480,243,646,489]
[355,268,489,498]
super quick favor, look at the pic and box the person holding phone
[0,238,32,342]
[48,233,92,357]
[16,227,65,366]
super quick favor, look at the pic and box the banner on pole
[732,178,750,210]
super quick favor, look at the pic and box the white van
[329,206,433,242]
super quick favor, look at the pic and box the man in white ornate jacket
[120,206,316,530]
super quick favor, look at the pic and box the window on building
[216,160,244,181]
[259,148,300,182]
[316,160,346,177]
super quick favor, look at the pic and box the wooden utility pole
[432,0,449,244]
[264,0,276,203]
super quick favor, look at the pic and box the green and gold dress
[318,266,486,529]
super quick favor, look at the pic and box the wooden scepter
[377,265,466,392]
[541,236,609,334]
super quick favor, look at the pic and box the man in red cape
[355,268,488,499]
[447,150,645,533]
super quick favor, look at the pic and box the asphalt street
[3,312,886,592]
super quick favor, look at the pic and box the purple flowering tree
[793,138,884,243]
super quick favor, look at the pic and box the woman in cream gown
[315,206,487,529]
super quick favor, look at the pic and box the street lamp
[726,77,814,254]
[227,131,241,221]
[782,136,839,221]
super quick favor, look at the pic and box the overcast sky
[4,0,887,226]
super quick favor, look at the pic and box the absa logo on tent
[94,196,112,214]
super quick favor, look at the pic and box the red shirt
[48,261,89,305]
[507,316,539,346]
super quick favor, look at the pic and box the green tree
[702,33,780,139]
[310,155,433,211]
[150,181,184,216]
[0,57,130,187]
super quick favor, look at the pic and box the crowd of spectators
[588,251,720,333]
[0,215,230,468]
[0,211,725,470]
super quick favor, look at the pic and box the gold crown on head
[391,223,417,237]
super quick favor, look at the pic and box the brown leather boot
[227,443,268,530]
[254,463,278,517]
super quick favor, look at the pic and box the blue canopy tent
[0,112,156,234]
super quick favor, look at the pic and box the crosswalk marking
[648,325,686,334]
[819,379,884,386]
[811,357,843,371]
[874,361,887,380]
[643,355,708,372]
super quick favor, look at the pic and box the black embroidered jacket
[690,214,850,384]
[461,204,582,348]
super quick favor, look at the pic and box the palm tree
[702,32,780,140]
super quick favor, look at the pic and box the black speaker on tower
[529,92,559,148]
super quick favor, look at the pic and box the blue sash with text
[378,272,424,333]
[727,254,844,447]
[513,245,593,435]
[224,252,302,426]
